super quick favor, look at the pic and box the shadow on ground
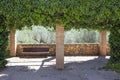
[0,56,120,80]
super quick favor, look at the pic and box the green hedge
[109,27,120,63]
[0,14,9,68]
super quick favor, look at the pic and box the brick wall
[17,44,110,56]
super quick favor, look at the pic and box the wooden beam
[100,30,107,56]
[56,23,64,69]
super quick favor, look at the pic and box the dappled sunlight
[6,56,110,67]
[0,74,8,77]
[6,57,55,67]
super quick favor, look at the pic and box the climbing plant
[0,0,120,63]
[0,15,9,68]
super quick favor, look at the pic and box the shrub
[109,28,120,63]
[0,14,9,68]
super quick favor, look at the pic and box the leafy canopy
[0,0,120,63]
[0,0,120,30]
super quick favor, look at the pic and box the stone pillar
[56,23,64,69]
[100,30,107,56]
[10,30,16,57]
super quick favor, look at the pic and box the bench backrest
[23,47,49,52]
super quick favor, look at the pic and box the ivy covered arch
[0,0,120,69]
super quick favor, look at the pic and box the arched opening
[9,25,109,69]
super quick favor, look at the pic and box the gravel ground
[0,56,120,80]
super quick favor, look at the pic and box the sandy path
[0,56,120,80]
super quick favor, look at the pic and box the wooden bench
[18,45,49,57]
[22,47,49,55]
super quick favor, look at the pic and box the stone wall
[17,44,110,56]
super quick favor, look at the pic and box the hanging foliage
[0,0,120,63]
[0,0,119,30]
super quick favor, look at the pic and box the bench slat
[23,48,49,52]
